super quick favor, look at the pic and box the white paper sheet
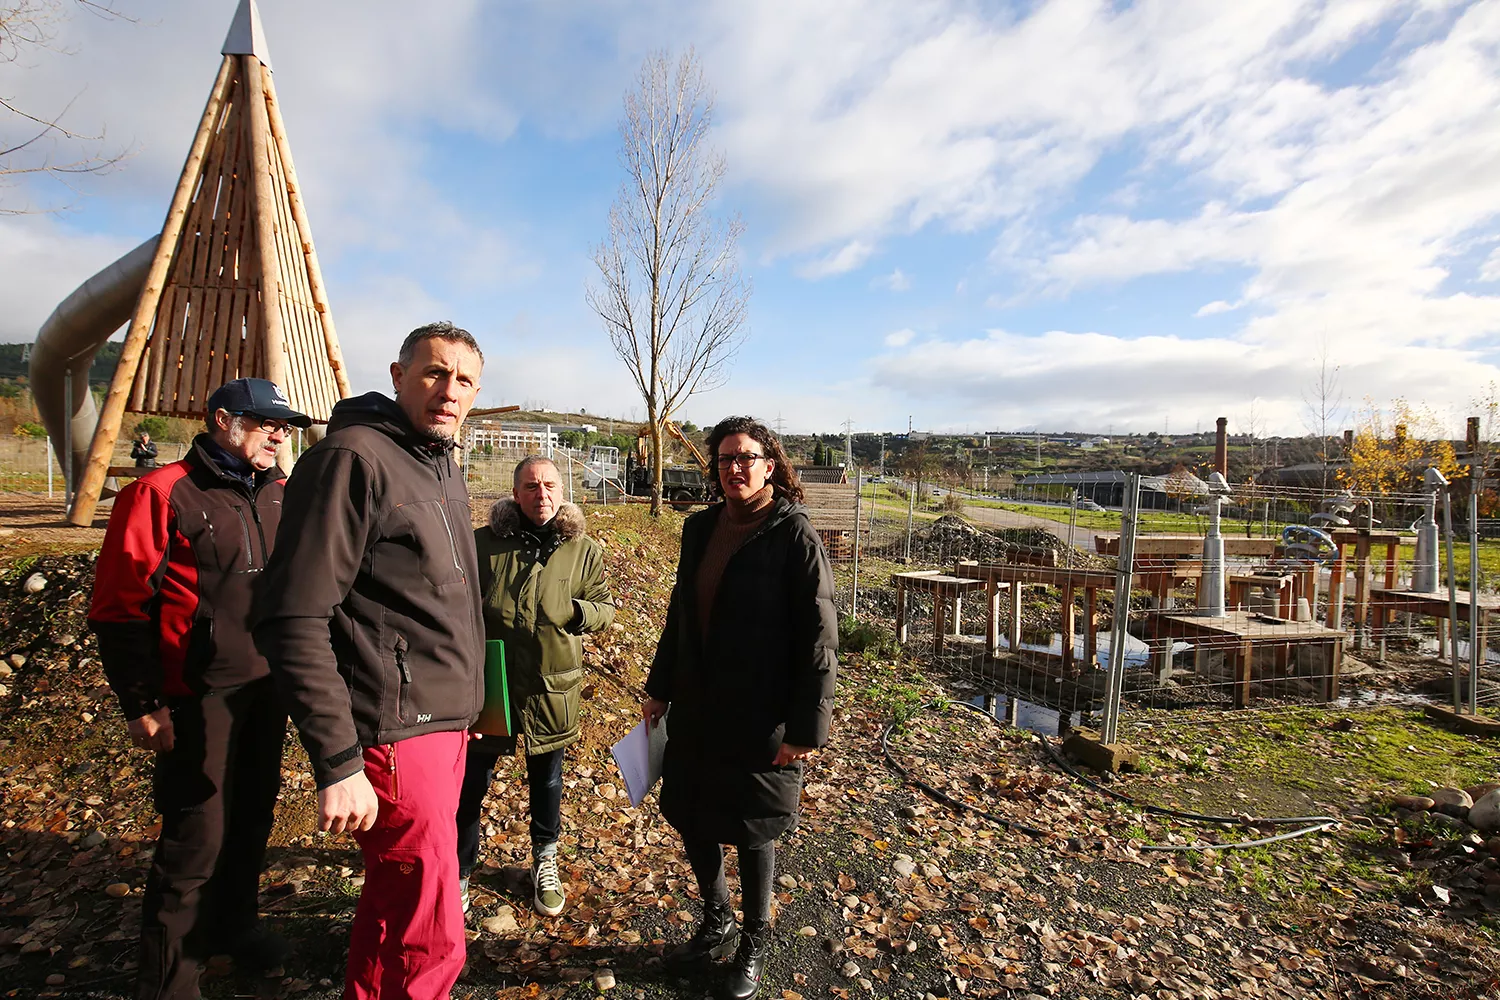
[610,716,667,807]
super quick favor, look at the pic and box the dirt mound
[903,515,1102,568]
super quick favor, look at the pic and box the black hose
[883,700,1339,853]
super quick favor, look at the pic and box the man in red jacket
[89,378,310,1000]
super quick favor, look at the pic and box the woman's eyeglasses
[715,453,766,469]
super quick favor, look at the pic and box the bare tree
[1,0,133,214]
[587,49,749,515]
[1300,335,1345,494]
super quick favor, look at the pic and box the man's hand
[317,770,379,835]
[773,743,815,767]
[127,707,174,752]
[642,697,668,729]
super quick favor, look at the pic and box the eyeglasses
[231,412,293,436]
[716,453,766,469]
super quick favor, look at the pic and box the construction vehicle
[626,421,711,502]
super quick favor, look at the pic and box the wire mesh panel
[834,467,1500,733]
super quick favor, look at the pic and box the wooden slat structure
[69,0,348,526]
[801,482,858,531]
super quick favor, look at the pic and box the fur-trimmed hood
[487,497,586,540]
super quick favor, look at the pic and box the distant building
[1015,469,1209,509]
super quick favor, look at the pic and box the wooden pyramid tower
[71,0,350,525]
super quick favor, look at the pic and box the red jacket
[89,436,286,718]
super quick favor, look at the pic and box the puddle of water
[966,693,1081,736]
[999,630,1168,671]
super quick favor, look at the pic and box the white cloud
[872,267,911,291]
[1481,246,1500,282]
[1194,299,1241,317]
[884,328,916,347]
[795,239,875,279]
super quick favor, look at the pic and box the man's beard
[422,426,456,446]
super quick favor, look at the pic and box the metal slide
[28,236,158,488]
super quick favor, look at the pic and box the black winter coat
[645,496,838,846]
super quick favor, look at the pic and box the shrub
[132,416,171,441]
[839,615,899,659]
[15,421,46,438]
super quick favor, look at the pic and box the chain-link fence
[833,469,1499,735]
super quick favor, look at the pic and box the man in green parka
[456,455,615,916]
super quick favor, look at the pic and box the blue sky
[3,0,1499,437]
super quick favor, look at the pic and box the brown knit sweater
[695,485,775,639]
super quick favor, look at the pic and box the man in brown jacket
[253,322,484,1000]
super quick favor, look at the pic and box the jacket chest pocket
[395,500,467,588]
[181,505,258,574]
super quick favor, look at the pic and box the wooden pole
[243,55,293,468]
[69,56,235,527]
[262,66,349,402]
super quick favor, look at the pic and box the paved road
[960,504,1105,553]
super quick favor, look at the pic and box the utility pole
[842,417,854,469]
[774,412,785,437]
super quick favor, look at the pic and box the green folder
[473,640,512,737]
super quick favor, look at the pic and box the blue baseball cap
[205,378,312,428]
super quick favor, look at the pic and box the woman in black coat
[643,416,838,1000]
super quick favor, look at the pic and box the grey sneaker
[459,877,471,916]
[531,844,565,917]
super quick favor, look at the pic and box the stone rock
[1392,794,1435,811]
[22,573,46,594]
[892,859,916,877]
[481,907,519,935]
[1429,813,1473,832]
[7,653,22,669]
[1466,782,1500,802]
[1486,838,1500,856]
[56,633,76,647]
[1469,790,1500,832]
[1431,787,1474,810]
[594,969,616,991]
[1436,804,1471,821]
[841,961,860,979]
[0,683,7,699]
[105,882,131,898]
[78,830,106,850]
[796,926,817,937]
[45,974,65,986]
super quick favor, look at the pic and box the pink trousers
[345,730,467,1000]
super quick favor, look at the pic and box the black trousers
[137,677,286,1000]
[456,740,565,876]
[682,836,777,928]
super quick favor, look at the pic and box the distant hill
[0,341,121,389]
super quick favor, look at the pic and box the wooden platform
[891,571,987,655]
[1143,610,1348,707]
[1370,587,1497,664]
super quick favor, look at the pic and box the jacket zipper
[434,460,466,582]
[248,503,268,568]
[232,507,255,569]
[395,635,412,725]
[387,742,399,801]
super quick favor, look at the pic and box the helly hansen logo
[417,713,432,724]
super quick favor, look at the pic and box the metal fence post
[47,438,54,499]
[852,470,863,619]
[1470,471,1482,715]
[1101,473,1140,745]
[1443,485,1462,711]
[904,475,916,561]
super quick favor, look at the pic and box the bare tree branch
[0,0,135,213]
[587,49,750,515]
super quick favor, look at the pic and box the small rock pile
[1389,781,1500,910]
[903,517,1098,568]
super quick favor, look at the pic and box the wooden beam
[263,64,349,402]
[69,55,235,526]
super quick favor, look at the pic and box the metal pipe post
[47,438,54,499]
[1470,474,1482,715]
[62,369,72,504]
[1101,473,1140,745]
[1443,488,1462,711]
[904,474,916,561]
[851,471,863,619]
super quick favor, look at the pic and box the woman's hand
[642,697,668,729]
[773,743,815,766]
